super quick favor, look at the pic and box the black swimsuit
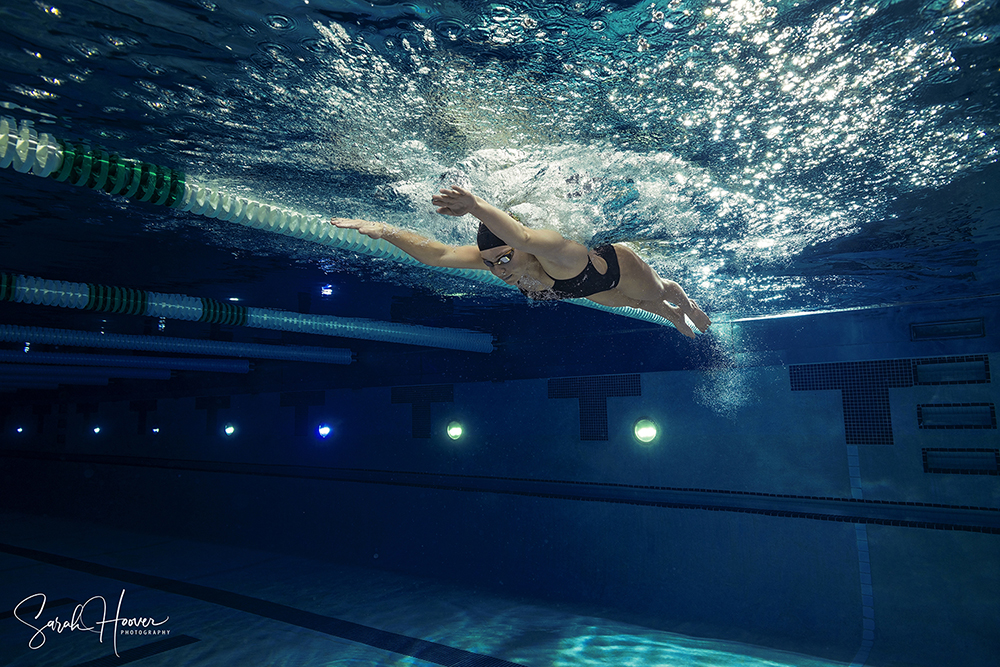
[519,244,621,301]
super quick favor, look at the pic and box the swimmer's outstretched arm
[329,217,485,270]
[432,186,583,264]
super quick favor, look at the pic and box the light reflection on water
[547,629,842,667]
[0,0,996,319]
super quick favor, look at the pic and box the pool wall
[2,294,997,665]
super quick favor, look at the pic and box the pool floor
[0,512,844,667]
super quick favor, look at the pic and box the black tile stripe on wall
[129,400,157,437]
[391,385,454,439]
[4,450,998,534]
[56,402,67,446]
[280,391,326,436]
[35,404,53,437]
[548,374,641,441]
[790,355,991,446]
[193,396,231,437]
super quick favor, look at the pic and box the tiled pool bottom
[0,513,842,667]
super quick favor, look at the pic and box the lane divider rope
[0,270,494,353]
[0,325,353,365]
[0,115,671,328]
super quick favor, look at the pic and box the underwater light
[224,423,236,437]
[446,421,463,440]
[317,424,332,439]
[151,427,159,434]
[633,418,658,444]
[16,427,23,434]
[321,284,334,296]
[93,426,101,435]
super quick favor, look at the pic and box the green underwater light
[633,418,658,444]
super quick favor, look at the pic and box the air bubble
[105,35,140,49]
[249,54,276,71]
[72,42,101,58]
[432,18,466,41]
[265,14,296,31]
[300,38,330,54]
[132,58,166,75]
[258,42,292,58]
[637,21,661,36]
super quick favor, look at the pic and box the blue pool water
[1,0,998,319]
[0,1,998,666]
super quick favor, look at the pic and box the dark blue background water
[0,3,999,667]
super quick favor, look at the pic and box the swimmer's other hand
[330,217,388,240]
[432,185,477,217]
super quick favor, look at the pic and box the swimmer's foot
[685,300,712,333]
[662,303,696,339]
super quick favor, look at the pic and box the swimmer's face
[480,246,522,283]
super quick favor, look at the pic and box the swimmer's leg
[586,289,696,339]
[610,244,712,333]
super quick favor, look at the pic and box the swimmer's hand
[432,185,477,217]
[330,217,389,239]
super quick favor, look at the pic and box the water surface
[1,0,998,319]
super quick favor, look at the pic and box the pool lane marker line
[0,115,673,329]
[846,447,875,666]
[0,270,495,354]
[2,597,77,620]
[0,324,354,365]
[0,541,524,667]
[850,523,875,667]
[72,635,200,667]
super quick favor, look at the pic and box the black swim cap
[476,223,507,251]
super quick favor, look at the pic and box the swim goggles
[482,248,514,268]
